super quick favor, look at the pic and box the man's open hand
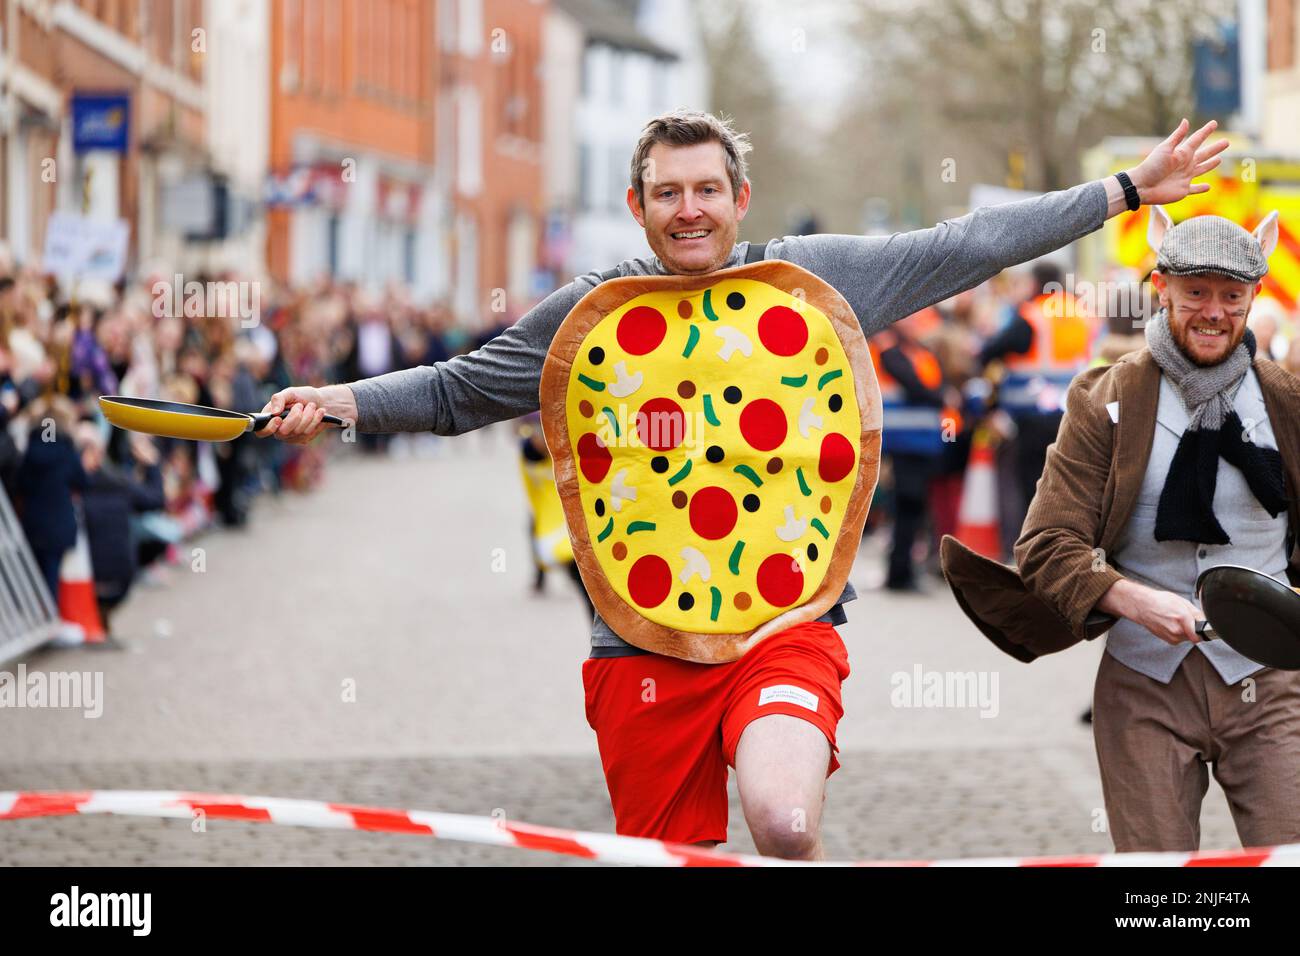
[1127,119,1230,207]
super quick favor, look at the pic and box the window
[377,0,390,94]
[610,50,623,105]
[354,0,369,90]
[459,0,482,56]
[502,37,534,139]
[1268,0,1296,71]
[281,0,302,92]
[394,1,406,98]
[303,0,320,92]
[328,214,341,277]
[457,86,483,196]
[609,146,625,211]
[406,0,421,101]
[651,59,670,113]
[439,0,457,53]
[578,144,592,211]
[323,0,341,96]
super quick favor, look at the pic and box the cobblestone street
[0,430,1240,864]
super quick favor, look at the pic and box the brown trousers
[1092,649,1300,852]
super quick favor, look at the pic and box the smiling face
[626,141,751,276]
[1152,271,1261,367]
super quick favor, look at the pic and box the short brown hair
[630,110,752,208]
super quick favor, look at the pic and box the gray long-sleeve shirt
[348,179,1110,656]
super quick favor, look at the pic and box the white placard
[42,212,130,282]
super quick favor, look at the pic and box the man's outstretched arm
[772,119,1228,335]
[256,277,597,443]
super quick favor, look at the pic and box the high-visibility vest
[1000,292,1093,413]
[870,333,962,456]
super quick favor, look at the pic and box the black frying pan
[1195,565,1300,670]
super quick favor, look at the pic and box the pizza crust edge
[540,259,882,664]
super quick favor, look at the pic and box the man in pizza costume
[259,110,1227,859]
[943,209,1300,853]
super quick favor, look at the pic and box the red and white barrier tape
[3,790,1298,867]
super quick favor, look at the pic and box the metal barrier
[0,483,59,664]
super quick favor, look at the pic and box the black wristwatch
[1115,171,1141,211]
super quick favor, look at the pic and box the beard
[1168,313,1247,367]
[648,219,738,275]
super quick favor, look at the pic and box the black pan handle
[249,409,347,431]
[1195,619,1218,641]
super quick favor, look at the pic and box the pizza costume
[516,413,576,571]
[540,259,881,664]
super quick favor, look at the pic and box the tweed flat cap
[1156,214,1269,283]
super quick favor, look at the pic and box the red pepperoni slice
[577,432,612,483]
[617,306,667,355]
[757,306,809,356]
[628,554,672,608]
[757,553,804,607]
[739,399,787,452]
[818,433,856,483]
[689,486,738,540]
[636,397,685,451]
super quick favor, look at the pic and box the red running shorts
[581,620,850,845]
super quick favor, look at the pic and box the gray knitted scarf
[1145,309,1285,543]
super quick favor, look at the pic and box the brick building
[1265,0,1300,153]
[438,0,546,326]
[267,0,447,298]
[0,0,208,272]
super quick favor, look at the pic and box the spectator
[75,422,165,638]
[0,344,23,497]
[15,394,86,604]
[342,296,396,454]
[1285,337,1300,380]
[0,256,490,633]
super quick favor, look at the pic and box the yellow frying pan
[99,395,346,442]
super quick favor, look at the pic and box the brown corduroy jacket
[942,347,1300,663]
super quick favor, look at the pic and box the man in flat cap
[944,207,1300,852]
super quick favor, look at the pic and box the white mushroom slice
[775,505,808,542]
[679,546,712,584]
[798,397,824,439]
[608,360,643,398]
[713,325,753,362]
[609,469,637,512]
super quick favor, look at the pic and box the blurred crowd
[0,243,488,639]
[868,264,1300,592]
[7,231,1300,637]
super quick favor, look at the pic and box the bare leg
[734,714,831,860]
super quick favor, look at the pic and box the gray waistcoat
[1106,367,1288,684]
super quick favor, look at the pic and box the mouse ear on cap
[1147,205,1174,255]
[1255,210,1280,259]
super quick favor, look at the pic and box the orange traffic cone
[57,517,106,645]
[955,429,1002,560]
